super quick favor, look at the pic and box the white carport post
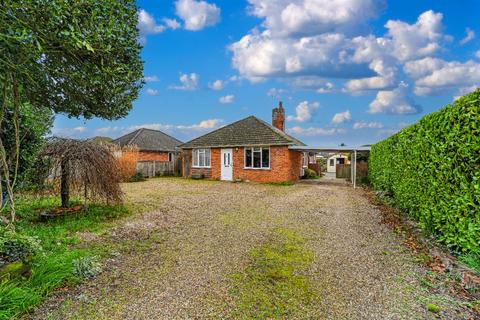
[353,149,357,189]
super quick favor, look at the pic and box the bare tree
[41,138,123,208]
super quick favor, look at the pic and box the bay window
[193,148,211,168]
[245,147,270,169]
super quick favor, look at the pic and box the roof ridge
[141,127,184,144]
[128,128,144,145]
[179,116,254,147]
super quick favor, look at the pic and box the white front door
[221,148,233,181]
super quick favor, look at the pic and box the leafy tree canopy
[0,0,144,119]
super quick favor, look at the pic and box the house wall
[183,146,304,182]
[327,154,349,173]
[138,151,170,162]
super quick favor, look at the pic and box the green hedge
[369,89,480,253]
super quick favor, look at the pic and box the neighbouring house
[113,128,183,176]
[326,154,349,173]
[180,102,312,183]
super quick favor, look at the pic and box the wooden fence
[336,163,368,181]
[136,159,181,177]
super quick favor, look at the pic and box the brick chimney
[272,101,285,131]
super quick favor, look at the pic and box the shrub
[368,89,480,253]
[73,256,102,279]
[0,227,42,268]
[116,146,139,182]
[302,168,318,179]
[128,172,146,182]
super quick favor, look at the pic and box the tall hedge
[369,89,480,253]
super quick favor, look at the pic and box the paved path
[28,178,466,319]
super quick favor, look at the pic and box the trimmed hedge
[369,89,480,253]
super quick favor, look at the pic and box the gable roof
[113,128,183,152]
[180,116,305,149]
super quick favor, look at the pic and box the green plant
[73,256,102,279]
[0,227,42,268]
[369,89,480,254]
[426,303,440,313]
[129,172,146,182]
[302,168,318,179]
[459,253,480,273]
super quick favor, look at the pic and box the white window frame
[192,148,211,168]
[309,152,316,164]
[303,152,308,168]
[244,146,270,170]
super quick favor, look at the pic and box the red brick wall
[183,146,303,182]
[138,151,170,161]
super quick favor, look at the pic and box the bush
[302,168,318,179]
[129,172,146,182]
[73,256,102,279]
[368,89,480,253]
[0,227,42,268]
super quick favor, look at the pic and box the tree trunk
[60,159,70,208]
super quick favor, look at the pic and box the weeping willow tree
[41,138,123,208]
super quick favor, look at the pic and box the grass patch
[0,194,129,319]
[263,181,295,186]
[229,228,315,319]
[459,253,480,273]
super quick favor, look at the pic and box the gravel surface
[27,178,465,319]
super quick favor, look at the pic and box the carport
[289,146,371,189]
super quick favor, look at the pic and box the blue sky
[53,0,480,147]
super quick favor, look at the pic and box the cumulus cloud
[146,88,159,96]
[288,126,346,136]
[476,51,480,59]
[331,110,351,124]
[175,0,220,31]
[460,28,475,45]
[52,126,87,138]
[144,75,159,82]
[170,73,199,90]
[219,95,235,104]
[353,121,384,129]
[404,58,480,96]
[286,101,320,122]
[385,10,445,62]
[317,82,334,93]
[163,18,181,30]
[369,83,421,114]
[208,79,226,90]
[267,88,286,98]
[138,9,165,36]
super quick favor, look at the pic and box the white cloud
[138,9,165,37]
[405,58,480,96]
[219,95,235,104]
[331,110,351,124]
[288,126,346,137]
[144,75,160,82]
[460,28,475,45]
[344,59,396,92]
[52,126,87,138]
[170,73,199,90]
[286,101,319,122]
[369,83,421,114]
[209,79,226,90]
[317,82,334,93]
[247,0,384,37]
[353,121,384,129]
[267,88,286,98]
[175,0,220,31]
[163,18,181,30]
[146,88,159,96]
[385,10,445,62]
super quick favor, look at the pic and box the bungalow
[180,102,310,183]
[113,128,183,162]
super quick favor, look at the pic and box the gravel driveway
[28,178,466,319]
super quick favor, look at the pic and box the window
[168,152,173,162]
[309,152,316,164]
[303,152,308,167]
[193,148,211,168]
[329,159,334,166]
[244,147,270,169]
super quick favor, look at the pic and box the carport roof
[289,146,371,153]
